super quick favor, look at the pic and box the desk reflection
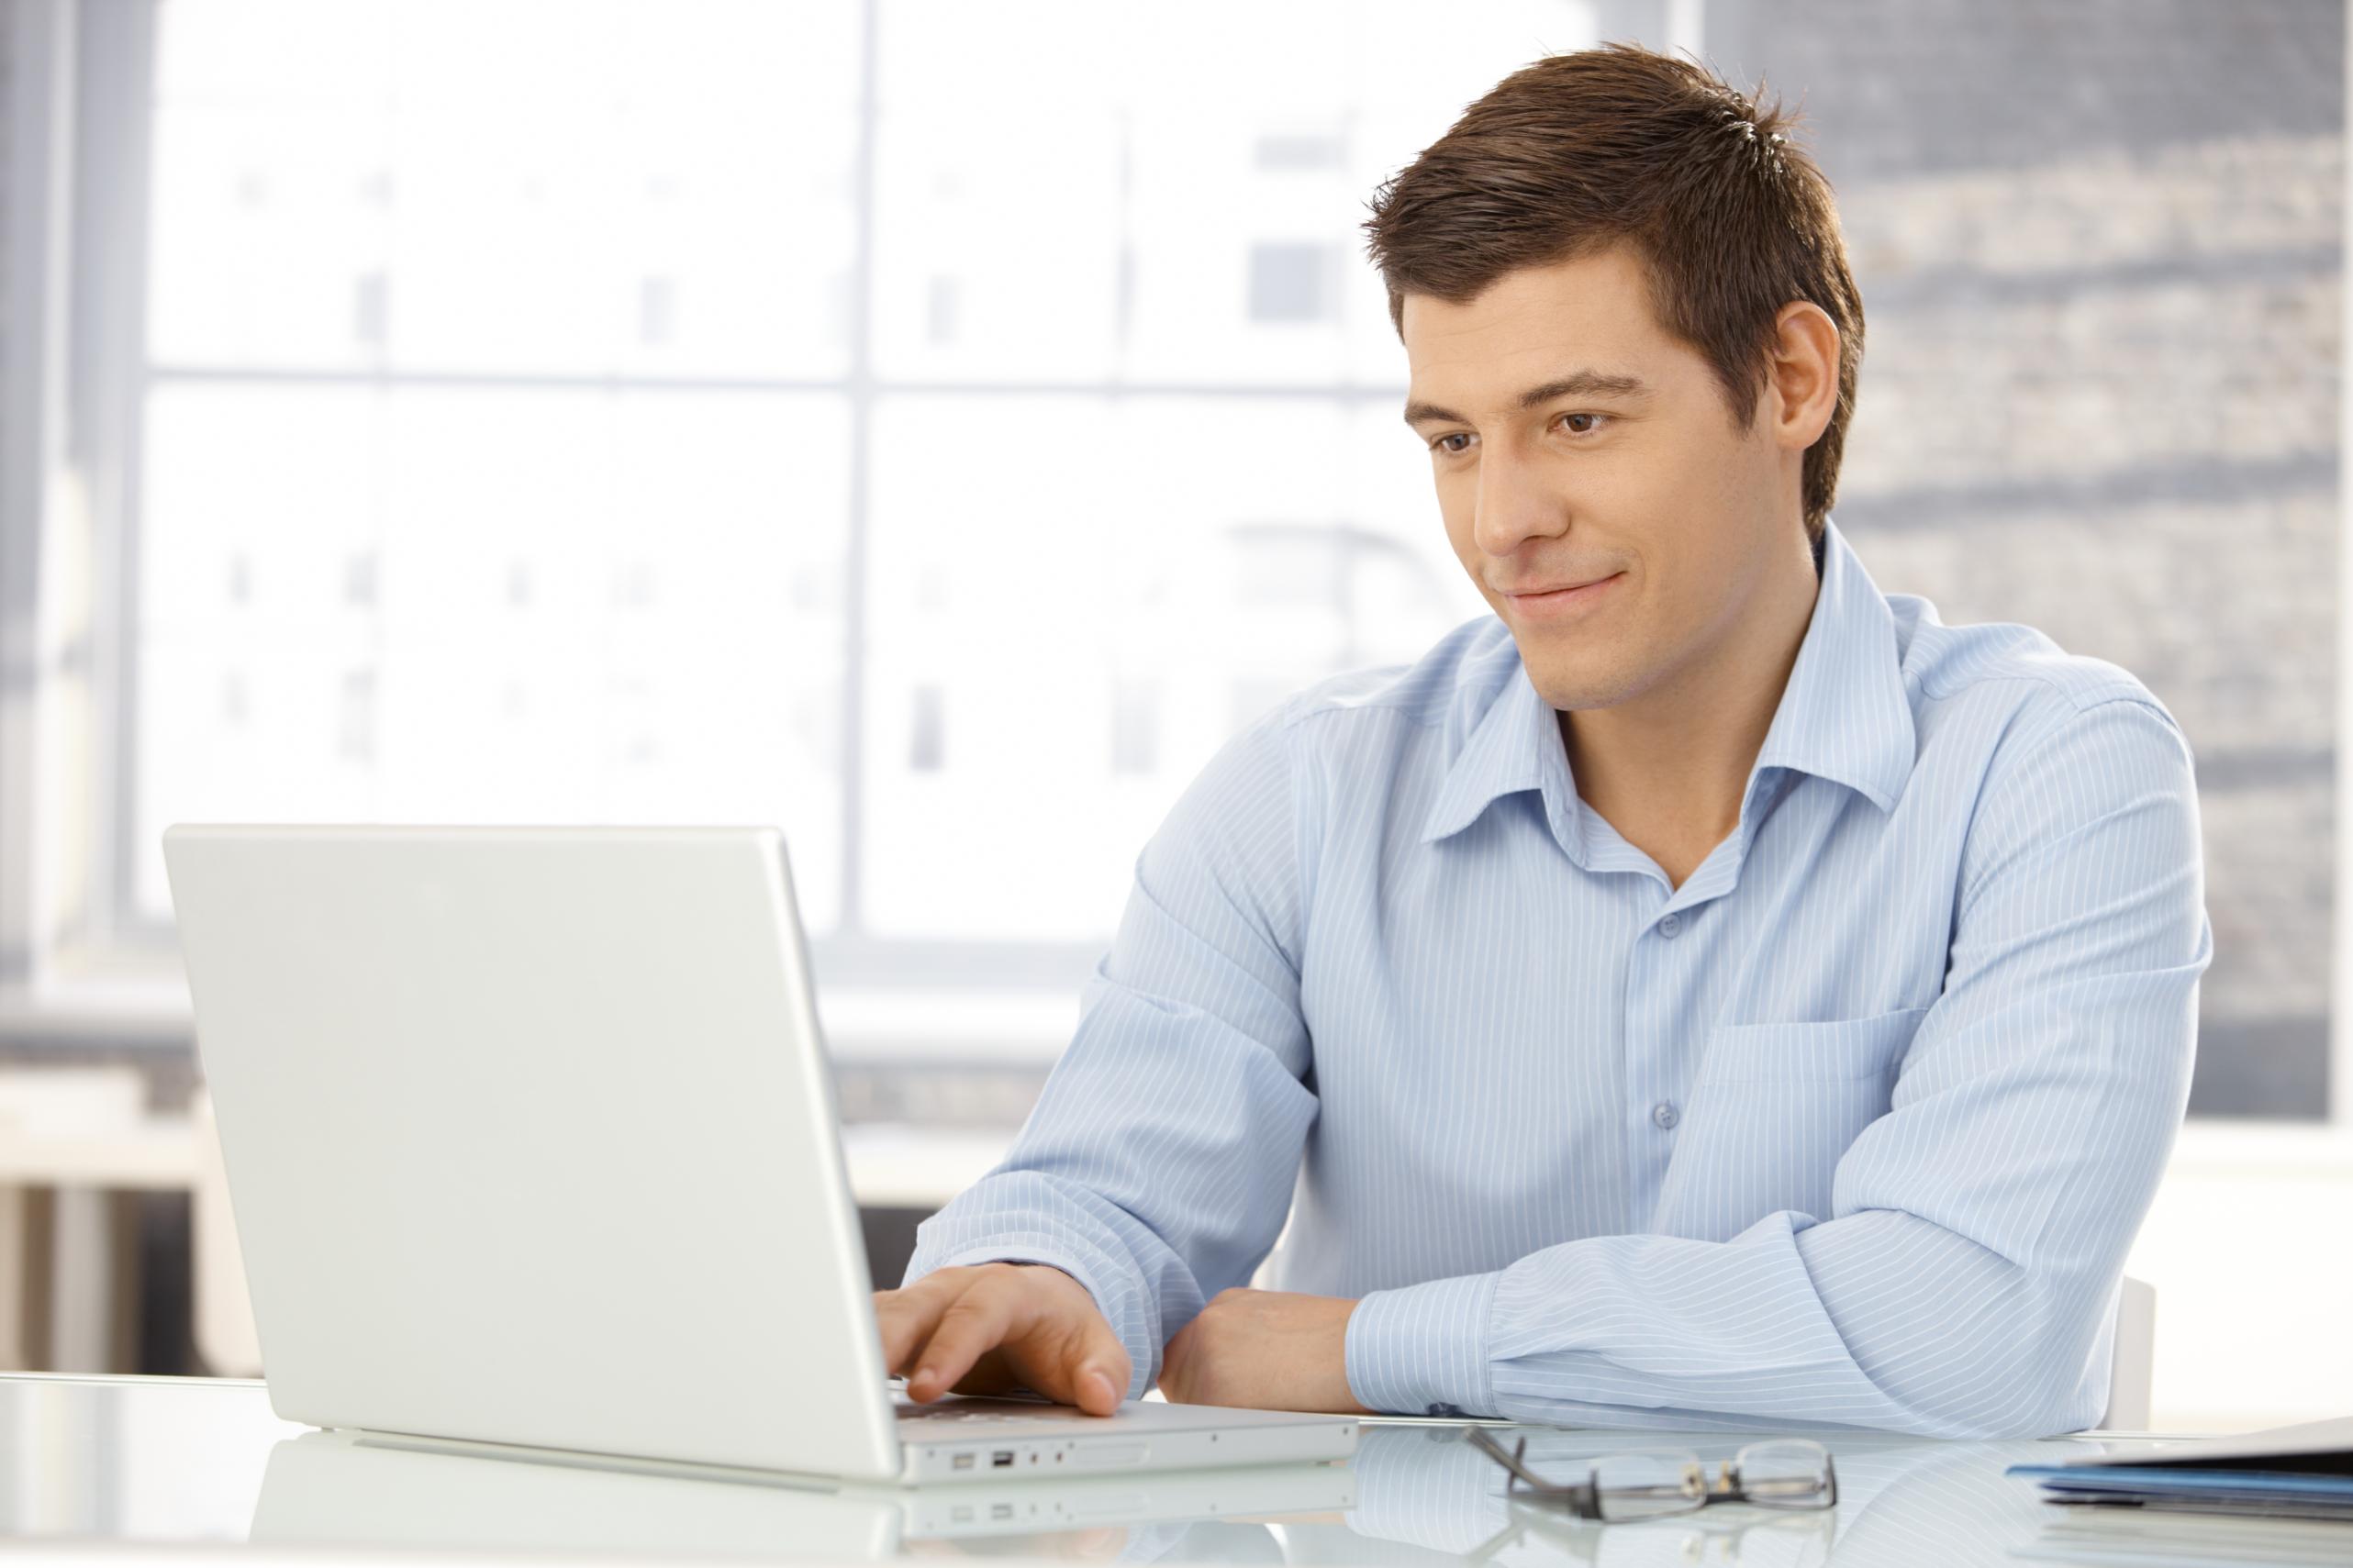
[250,1427,1342,1562]
[247,1419,2095,1568]
[17,1372,2305,1567]
[1309,1424,2037,1568]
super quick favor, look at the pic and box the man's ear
[1765,301,1841,451]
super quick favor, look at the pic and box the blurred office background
[0,0,2345,1430]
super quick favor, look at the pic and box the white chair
[2099,1274,2158,1430]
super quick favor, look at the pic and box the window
[27,0,1578,1054]
[7,0,2340,1120]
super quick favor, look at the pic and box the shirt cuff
[927,1251,1091,1297]
[1344,1271,1500,1417]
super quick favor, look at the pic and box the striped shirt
[904,517,2212,1439]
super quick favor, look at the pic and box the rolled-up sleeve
[902,706,1320,1400]
[1344,692,2212,1438]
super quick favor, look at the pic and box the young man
[874,44,2210,1440]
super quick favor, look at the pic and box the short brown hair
[1362,42,1864,542]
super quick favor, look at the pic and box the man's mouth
[1501,572,1624,618]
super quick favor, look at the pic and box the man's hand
[875,1262,1132,1417]
[1158,1288,1372,1413]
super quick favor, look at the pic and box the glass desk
[2,1373,2337,1566]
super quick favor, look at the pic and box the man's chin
[1516,649,1644,713]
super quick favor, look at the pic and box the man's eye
[1427,412,1608,455]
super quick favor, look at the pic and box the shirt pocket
[1696,1006,1929,1086]
[1656,1007,1930,1234]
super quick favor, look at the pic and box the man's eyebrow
[1401,370,1654,428]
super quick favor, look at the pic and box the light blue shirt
[904,518,2212,1439]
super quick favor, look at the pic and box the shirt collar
[1418,640,1575,851]
[1750,517,1916,814]
[1419,517,1915,851]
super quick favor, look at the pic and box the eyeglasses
[1464,1427,1838,1524]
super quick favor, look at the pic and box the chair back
[2099,1274,2158,1429]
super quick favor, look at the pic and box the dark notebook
[2009,1417,2353,1524]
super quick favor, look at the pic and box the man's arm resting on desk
[1158,1286,1370,1413]
[1343,694,2211,1440]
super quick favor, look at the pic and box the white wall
[2126,1127,2353,1431]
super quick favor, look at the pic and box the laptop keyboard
[892,1378,1070,1424]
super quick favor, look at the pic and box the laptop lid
[162,824,904,1482]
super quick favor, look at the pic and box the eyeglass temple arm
[1466,1429,1545,1487]
[1468,1429,1613,1515]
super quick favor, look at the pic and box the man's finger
[907,1289,1016,1403]
[874,1293,938,1377]
[873,1274,958,1374]
[1054,1310,1132,1416]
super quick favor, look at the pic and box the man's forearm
[1347,1204,2122,1438]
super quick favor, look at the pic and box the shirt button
[1657,912,1683,938]
[1652,1100,1680,1130]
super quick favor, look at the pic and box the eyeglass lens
[1589,1451,1709,1522]
[1731,1440,1835,1507]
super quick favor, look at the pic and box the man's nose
[1470,443,1569,559]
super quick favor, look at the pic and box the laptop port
[991,1451,1016,1468]
[952,1453,975,1471]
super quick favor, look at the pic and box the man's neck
[1560,537,1823,890]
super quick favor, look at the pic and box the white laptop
[162,824,1359,1485]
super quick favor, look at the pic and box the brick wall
[1690,0,2344,1116]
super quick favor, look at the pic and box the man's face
[1401,244,1799,712]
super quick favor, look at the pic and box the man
[874,43,2210,1440]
